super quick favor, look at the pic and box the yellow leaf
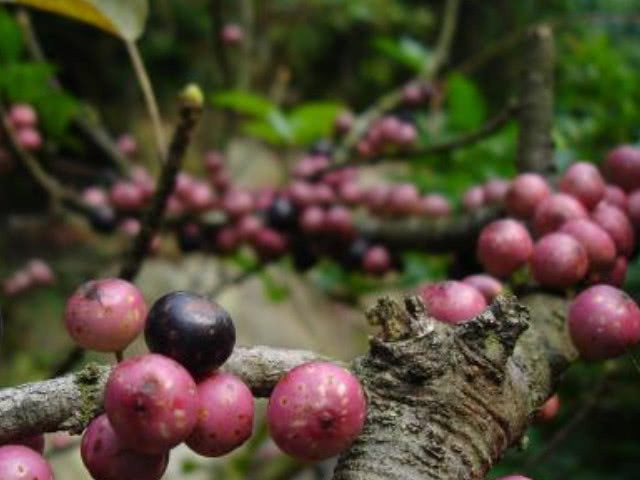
[1,0,148,40]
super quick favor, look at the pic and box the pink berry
[203,150,224,173]
[559,219,616,271]
[505,173,551,219]
[462,274,503,303]
[362,246,391,275]
[338,181,362,206]
[476,219,533,277]
[130,167,155,200]
[484,178,510,204]
[267,361,367,461]
[530,233,589,289]
[105,354,199,454]
[533,193,588,235]
[289,181,315,207]
[388,183,420,215]
[116,134,137,157]
[0,445,53,480]
[16,127,42,151]
[110,181,145,211]
[312,183,336,205]
[559,162,605,209]
[2,270,32,296]
[535,394,560,423]
[418,281,487,324]
[251,228,288,260]
[184,181,217,212]
[64,278,147,352]
[25,259,55,286]
[118,218,141,237]
[174,173,197,199]
[365,185,390,214]
[626,189,640,228]
[300,206,326,234]
[461,186,485,212]
[81,414,169,480]
[221,23,244,45]
[418,194,451,217]
[588,256,628,288]
[186,373,254,457]
[324,205,354,238]
[592,202,635,257]
[603,184,628,210]
[236,215,262,242]
[568,285,640,360]
[403,84,424,106]
[9,103,37,128]
[82,187,109,208]
[215,226,240,253]
[604,145,640,191]
[223,189,254,218]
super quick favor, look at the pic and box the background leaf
[0,8,22,63]
[0,0,148,40]
[288,102,344,145]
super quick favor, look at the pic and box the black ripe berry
[89,207,117,233]
[266,197,297,230]
[144,291,236,376]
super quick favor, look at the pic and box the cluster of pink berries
[2,259,55,296]
[3,103,42,152]
[356,115,418,157]
[0,278,367,479]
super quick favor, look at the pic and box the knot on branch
[456,294,530,368]
[366,295,433,342]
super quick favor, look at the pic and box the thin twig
[314,100,519,177]
[331,0,461,164]
[14,8,130,175]
[210,0,232,88]
[124,40,166,162]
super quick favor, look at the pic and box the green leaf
[242,119,286,145]
[372,35,431,72]
[0,8,22,63]
[0,0,148,40]
[211,90,277,118]
[288,102,344,145]
[446,72,487,131]
[259,272,289,303]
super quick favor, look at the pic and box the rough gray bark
[0,293,575,480]
[516,25,555,175]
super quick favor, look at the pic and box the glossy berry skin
[604,145,640,191]
[484,178,510,204]
[627,190,640,228]
[603,184,628,210]
[535,394,560,423]
[559,219,616,271]
[559,161,605,209]
[462,274,503,303]
[0,445,53,480]
[533,193,588,236]
[592,202,635,257]
[530,233,589,289]
[186,373,254,457]
[2,435,46,454]
[568,285,640,360]
[476,219,533,277]
[418,281,487,324]
[65,278,147,352]
[267,361,367,462]
[461,186,485,212]
[505,173,551,219]
[81,414,169,480]
[419,194,451,217]
[145,291,235,376]
[104,354,199,454]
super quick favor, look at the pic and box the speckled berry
[104,354,199,454]
[476,219,533,277]
[568,285,640,360]
[559,219,616,271]
[592,202,635,257]
[530,233,589,289]
[559,162,605,209]
[0,445,53,480]
[418,281,487,324]
[505,173,551,219]
[604,145,640,192]
[81,414,169,480]
[533,193,588,236]
[267,361,367,461]
[603,184,627,210]
[186,372,254,457]
[145,291,235,376]
[64,278,147,352]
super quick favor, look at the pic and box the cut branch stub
[333,292,572,480]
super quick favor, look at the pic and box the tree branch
[0,346,327,444]
[356,207,502,253]
[516,25,555,175]
[331,0,461,165]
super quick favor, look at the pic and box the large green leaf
[211,90,277,118]
[445,73,487,131]
[0,9,22,62]
[0,0,148,40]
[372,35,431,72]
[288,102,344,145]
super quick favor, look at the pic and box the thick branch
[356,207,502,252]
[516,25,555,175]
[0,346,325,444]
